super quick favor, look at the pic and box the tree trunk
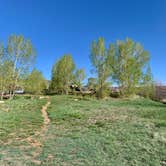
[65,87,68,95]
[65,81,69,95]
[100,80,103,99]
[11,56,18,99]
[1,91,4,100]
[9,89,13,99]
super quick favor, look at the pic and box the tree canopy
[24,69,47,94]
[50,54,75,94]
[108,38,151,95]
[0,35,153,99]
[0,35,36,99]
[90,38,111,98]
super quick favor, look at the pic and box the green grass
[0,95,166,165]
[39,96,166,166]
[0,96,46,142]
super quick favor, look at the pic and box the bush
[137,84,155,100]
[110,91,120,98]
[96,86,110,99]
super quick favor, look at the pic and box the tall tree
[90,38,111,98]
[50,54,75,94]
[24,69,47,94]
[0,43,5,98]
[143,65,152,84]
[142,65,154,98]
[108,38,151,96]
[74,69,85,87]
[0,43,14,99]
[7,35,36,98]
[87,77,97,90]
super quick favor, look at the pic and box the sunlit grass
[0,96,46,141]
[0,95,165,165]
[39,95,166,165]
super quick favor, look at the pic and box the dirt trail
[1,96,52,165]
[41,100,51,128]
[26,96,51,140]
[25,96,51,164]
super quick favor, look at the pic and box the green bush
[137,84,155,100]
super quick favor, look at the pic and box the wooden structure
[70,84,96,97]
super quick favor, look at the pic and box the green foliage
[50,54,75,94]
[24,69,47,94]
[74,69,85,87]
[0,43,14,98]
[87,77,97,90]
[0,35,36,99]
[0,61,14,95]
[90,38,111,98]
[143,65,153,83]
[7,35,36,79]
[140,65,155,98]
[137,84,155,100]
[108,38,151,96]
[89,37,152,98]
[0,35,154,99]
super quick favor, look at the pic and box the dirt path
[41,99,51,129]
[1,96,52,165]
[25,96,51,164]
[26,96,51,139]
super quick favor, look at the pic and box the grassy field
[0,96,47,165]
[0,96,46,142]
[0,95,166,165]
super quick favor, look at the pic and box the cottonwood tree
[0,44,13,99]
[143,65,152,84]
[7,35,35,98]
[142,65,154,98]
[49,61,63,94]
[50,54,75,94]
[0,43,5,98]
[108,38,151,96]
[74,69,85,87]
[24,69,47,94]
[0,61,14,99]
[87,77,97,90]
[90,38,111,98]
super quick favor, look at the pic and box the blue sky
[0,0,165,84]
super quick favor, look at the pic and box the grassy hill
[0,96,166,165]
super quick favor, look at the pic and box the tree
[142,65,154,98]
[90,38,111,98]
[24,69,47,94]
[0,61,14,98]
[108,38,151,96]
[49,61,63,94]
[0,43,14,99]
[7,35,35,98]
[0,43,5,99]
[143,65,152,84]
[87,77,97,90]
[50,54,75,94]
[74,69,85,87]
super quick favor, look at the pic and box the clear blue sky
[0,0,165,84]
